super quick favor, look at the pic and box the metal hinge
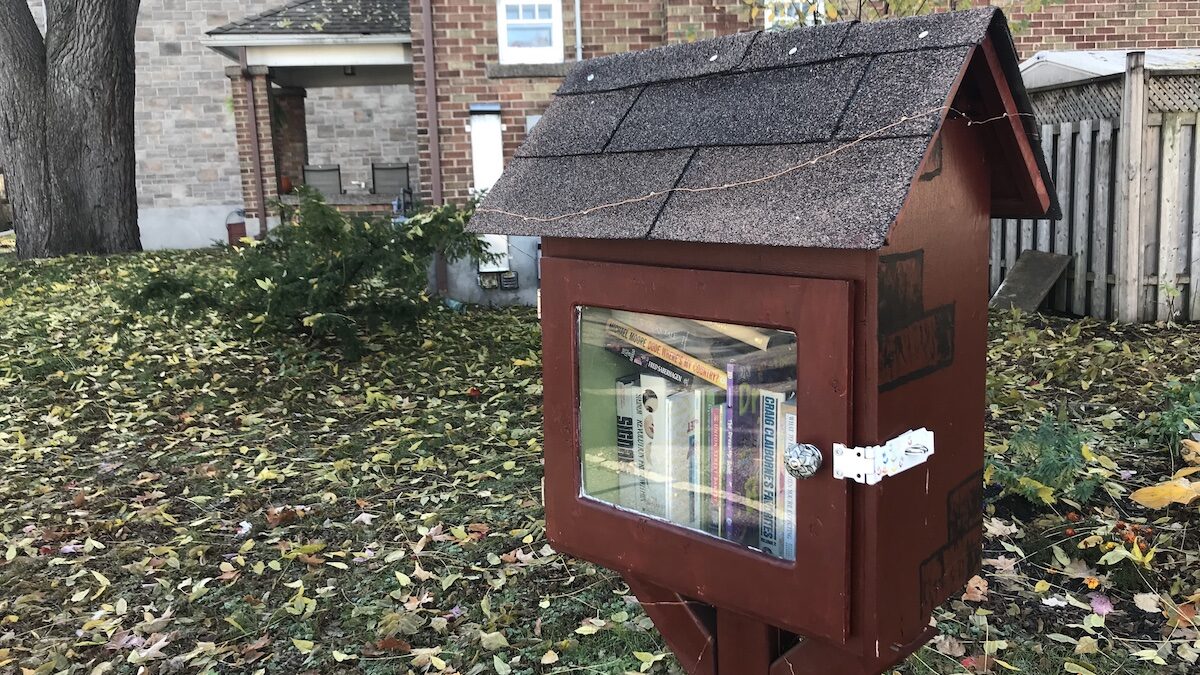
[832,428,935,485]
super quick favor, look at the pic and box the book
[695,320,792,351]
[724,343,797,547]
[609,311,751,362]
[605,334,696,387]
[606,319,729,388]
[758,390,785,556]
[779,398,798,561]
[615,374,639,510]
[666,389,700,529]
[639,373,674,520]
[632,374,651,515]
[707,393,725,537]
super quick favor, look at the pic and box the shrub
[987,417,1107,507]
[228,189,492,353]
[1142,380,1200,456]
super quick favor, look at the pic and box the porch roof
[203,0,412,85]
[208,0,411,36]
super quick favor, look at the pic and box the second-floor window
[497,1,563,64]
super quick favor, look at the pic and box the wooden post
[716,609,776,675]
[1117,51,1147,322]
[1157,113,1187,321]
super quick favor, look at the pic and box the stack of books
[601,311,798,561]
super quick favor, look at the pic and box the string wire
[474,106,1034,225]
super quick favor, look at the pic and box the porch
[203,0,417,234]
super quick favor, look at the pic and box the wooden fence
[989,56,1200,322]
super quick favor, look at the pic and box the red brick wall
[412,1,755,204]
[994,0,1200,58]
[271,88,308,194]
[227,66,279,218]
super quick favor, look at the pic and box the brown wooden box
[469,9,1056,674]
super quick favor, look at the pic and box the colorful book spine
[604,335,695,387]
[724,344,797,547]
[607,319,728,389]
[639,374,673,520]
[666,389,699,529]
[758,391,784,556]
[632,375,650,514]
[707,393,725,537]
[615,374,639,510]
[779,399,798,561]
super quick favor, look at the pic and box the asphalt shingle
[650,139,929,249]
[558,31,758,95]
[516,88,644,157]
[736,20,851,71]
[835,47,972,139]
[605,59,869,152]
[208,0,410,35]
[838,7,996,55]
[472,151,695,240]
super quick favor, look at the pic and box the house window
[497,1,563,65]
[763,1,832,29]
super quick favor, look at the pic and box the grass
[1,249,1199,674]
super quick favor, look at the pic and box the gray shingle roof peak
[208,0,411,36]
[470,7,1059,250]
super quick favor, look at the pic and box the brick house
[5,1,1197,262]
[5,0,418,250]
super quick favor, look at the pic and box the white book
[666,389,703,530]
[616,374,639,510]
[639,374,673,520]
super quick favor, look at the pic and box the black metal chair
[303,165,344,198]
[372,163,414,213]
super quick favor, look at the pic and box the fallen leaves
[962,575,989,602]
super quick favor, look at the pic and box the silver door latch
[832,428,934,485]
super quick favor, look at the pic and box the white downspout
[574,0,583,60]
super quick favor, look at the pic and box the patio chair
[303,165,343,197]
[372,163,414,213]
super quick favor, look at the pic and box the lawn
[1,248,1199,675]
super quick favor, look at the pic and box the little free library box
[469,7,1058,675]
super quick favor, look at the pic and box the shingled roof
[469,7,1058,250]
[208,0,410,36]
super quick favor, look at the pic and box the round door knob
[784,443,823,479]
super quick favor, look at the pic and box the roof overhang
[204,32,412,68]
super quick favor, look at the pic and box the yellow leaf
[292,638,315,654]
[1130,480,1200,509]
[541,651,559,665]
[1034,580,1051,593]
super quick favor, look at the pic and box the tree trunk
[0,0,141,259]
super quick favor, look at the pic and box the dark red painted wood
[717,610,777,674]
[540,258,854,642]
[624,574,716,675]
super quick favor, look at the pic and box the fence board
[1073,119,1093,314]
[1192,129,1200,320]
[1157,114,1187,320]
[1092,119,1115,319]
[1053,123,1074,310]
[1037,123,1055,251]
[1005,219,1018,286]
[1140,123,1162,319]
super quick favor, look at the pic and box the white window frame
[497,0,564,65]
